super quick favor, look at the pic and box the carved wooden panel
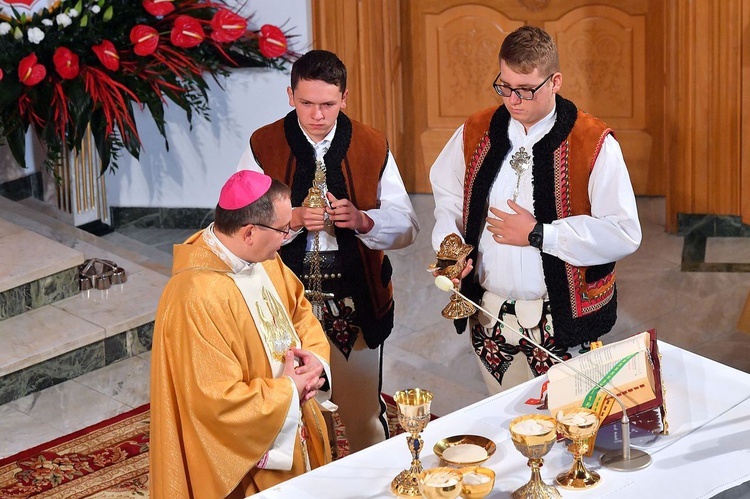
[404,1,659,194]
[546,8,645,128]
[425,7,521,128]
[312,0,750,228]
[546,7,651,194]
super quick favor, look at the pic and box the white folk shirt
[430,106,642,301]
[237,121,419,252]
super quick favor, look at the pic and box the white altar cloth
[253,342,750,498]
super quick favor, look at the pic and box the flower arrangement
[0,0,295,172]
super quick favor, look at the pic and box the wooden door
[401,0,665,195]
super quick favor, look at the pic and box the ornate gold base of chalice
[428,234,475,320]
[509,414,561,499]
[391,388,434,497]
[555,408,601,490]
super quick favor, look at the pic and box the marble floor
[1,195,749,462]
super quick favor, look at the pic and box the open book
[546,329,663,428]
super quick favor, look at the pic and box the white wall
[106,0,312,209]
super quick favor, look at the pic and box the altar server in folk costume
[150,170,332,498]
[430,26,641,394]
[237,49,419,452]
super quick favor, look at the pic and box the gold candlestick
[391,388,434,497]
[509,414,561,499]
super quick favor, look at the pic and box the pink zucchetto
[218,170,273,210]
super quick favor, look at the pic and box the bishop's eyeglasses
[493,72,554,100]
[252,222,292,236]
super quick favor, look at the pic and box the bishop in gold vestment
[150,171,332,498]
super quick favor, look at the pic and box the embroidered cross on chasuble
[228,266,300,376]
[228,265,312,472]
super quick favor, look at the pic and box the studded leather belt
[302,251,348,298]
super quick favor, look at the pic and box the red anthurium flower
[92,40,120,71]
[19,54,46,86]
[210,9,247,43]
[258,25,288,58]
[53,47,80,80]
[131,25,160,56]
[0,69,3,81]
[171,15,205,48]
[143,0,175,17]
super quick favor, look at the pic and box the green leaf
[145,99,169,151]
[120,100,141,161]
[65,80,94,149]
[74,0,83,15]
[6,124,28,169]
[0,80,23,111]
[80,15,88,27]
[103,6,113,22]
[90,111,112,172]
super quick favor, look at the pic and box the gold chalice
[428,233,475,319]
[555,408,601,489]
[418,467,463,499]
[509,414,561,499]
[391,388,434,497]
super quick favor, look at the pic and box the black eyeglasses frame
[492,72,554,100]
[251,222,292,236]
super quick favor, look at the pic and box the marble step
[0,196,170,405]
[0,218,84,321]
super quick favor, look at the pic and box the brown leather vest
[250,112,395,348]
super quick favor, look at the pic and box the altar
[254,342,750,498]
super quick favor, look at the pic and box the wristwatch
[528,222,544,249]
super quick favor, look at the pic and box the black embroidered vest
[458,95,618,348]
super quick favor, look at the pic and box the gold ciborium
[428,234,475,319]
[509,414,561,499]
[391,388,434,497]
[555,408,601,489]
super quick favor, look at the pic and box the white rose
[0,22,11,35]
[56,13,72,27]
[91,5,101,14]
[28,27,45,44]
[68,8,79,18]
[42,19,54,26]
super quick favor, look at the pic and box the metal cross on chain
[509,146,532,202]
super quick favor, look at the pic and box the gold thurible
[303,160,333,317]
[428,233,476,319]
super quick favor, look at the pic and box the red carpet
[0,396,414,497]
[0,404,149,498]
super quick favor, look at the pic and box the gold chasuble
[150,230,331,498]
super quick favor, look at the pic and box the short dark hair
[499,26,560,76]
[214,179,290,236]
[291,49,347,92]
